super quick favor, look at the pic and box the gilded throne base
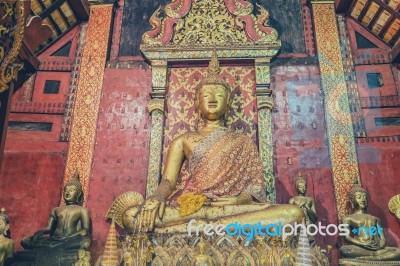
[115,232,330,266]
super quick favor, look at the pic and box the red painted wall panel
[271,65,339,254]
[357,140,400,246]
[0,150,66,250]
[86,67,152,260]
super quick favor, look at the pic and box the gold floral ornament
[176,192,208,217]
[388,194,400,219]
[106,192,144,233]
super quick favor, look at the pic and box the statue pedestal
[119,233,330,266]
[339,259,400,266]
[12,249,80,266]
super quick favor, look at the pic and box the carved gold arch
[141,0,280,203]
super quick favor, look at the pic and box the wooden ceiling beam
[39,0,66,19]
[378,15,396,38]
[336,0,356,13]
[368,6,384,29]
[372,0,400,18]
[67,0,89,21]
[390,28,400,45]
[358,0,373,21]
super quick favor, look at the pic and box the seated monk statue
[289,174,317,245]
[137,52,304,234]
[0,208,13,266]
[340,184,400,261]
[20,172,90,251]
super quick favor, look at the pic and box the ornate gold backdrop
[162,66,258,191]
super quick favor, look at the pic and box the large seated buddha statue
[340,184,400,263]
[124,52,305,234]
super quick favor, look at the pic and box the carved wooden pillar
[255,59,275,203]
[146,61,167,197]
[311,0,360,217]
[63,4,114,204]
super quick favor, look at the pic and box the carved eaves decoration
[0,0,25,93]
[141,0,281,58]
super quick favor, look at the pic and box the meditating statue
[134,51,304,233]
[340,184,400,261]
[0,208,13,266]
[289,173,317,245]
[193,238,213,266]
[15,172,91,265]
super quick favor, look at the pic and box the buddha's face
[63,185,81,204]
[353,191,368,210]
[0,217,9,236]
[297,182,306,194]
[198,84,229,121]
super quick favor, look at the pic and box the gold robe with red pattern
[173,128,267,202]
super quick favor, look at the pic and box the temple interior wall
[0,0,399,264]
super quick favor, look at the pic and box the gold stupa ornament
[101,220,119,266]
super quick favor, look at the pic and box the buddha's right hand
[138,195,166,232]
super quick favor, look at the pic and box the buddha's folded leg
[340,245,375,258]
[154,204,304,234]
[367,247,400,261]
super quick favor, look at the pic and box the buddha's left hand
[211,193,252,206]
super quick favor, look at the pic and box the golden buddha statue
[133,51,304,233]
[340,184,400,261]
[289,173,317,245]
[15,172,91,265]
[0,208,13,266]
[193,238,213,266]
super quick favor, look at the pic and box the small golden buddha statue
[193,238,213,266]
[340,184,400,261]
[73,249,90,266]
[16,171,91,265]
[0,208,13,266]
[289,173,317,245]
[134,51,304,233]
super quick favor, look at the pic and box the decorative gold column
[146,61,167,196]
[63,5,113,203]
[311,0,360,217]
[146,99,165,196]
[255,59,275,203]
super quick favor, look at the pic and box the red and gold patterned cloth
[172,128,266,203]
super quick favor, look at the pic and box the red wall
[0,134,67,249]
[271,65,339,252]
[86,66,152,261]
[357,139,400,246]
[0,27,79,250]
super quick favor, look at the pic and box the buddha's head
[295,174,307,195]
[349,184,368,211]
[0,208,10,236]
[64,170,83,205]
[196,50,232,121]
